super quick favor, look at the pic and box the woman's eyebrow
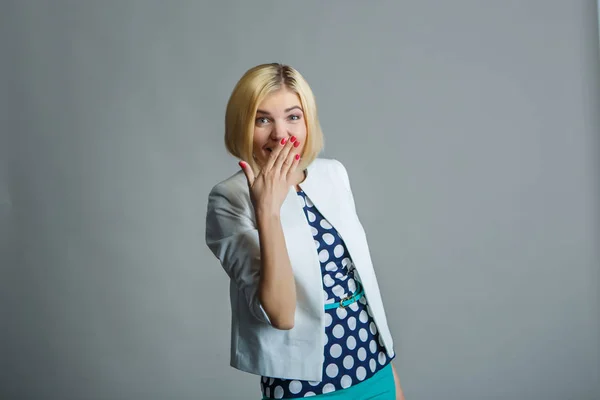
[256,106,303,115]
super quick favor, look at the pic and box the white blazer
[205,158,395,382]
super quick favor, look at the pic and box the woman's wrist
[256,206,281,222]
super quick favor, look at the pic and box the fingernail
[239,161,246,168]
[290,136,297,143]
[295,154,300,160]
[293,141,300,148]
[281,138,287,145]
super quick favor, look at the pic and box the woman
[206,63,406,399]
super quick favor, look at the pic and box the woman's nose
[270,122,288,140]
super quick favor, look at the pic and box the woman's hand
[237,136,301,329]
[392,363,406,399]
[239,137,301,218]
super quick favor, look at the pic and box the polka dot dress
[260,190,394,399]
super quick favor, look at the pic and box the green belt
[324,281,364,310]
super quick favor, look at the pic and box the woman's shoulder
[310,157,345,168]
[308,157,348,178]
[309,158,350,190]
[207,169,249,210]
[207,158,350,202]
[209,169,246,194]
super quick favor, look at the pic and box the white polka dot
[369,358,377,372]
[322,233,335,245]
[369,340,377,353]
[359,328,368,342]
[333,244,344,258]
[341,258,351,268]
[356,366,367,381]
[299,196,306,207]
[307,210,316,222]
[348,302,359,311]
[274,385,284,398]
[325,262,337,272]
[359,310,369,323]
[378,335,385,347]
[323,274,335,287]
[332,285,345,298]
[289,380,302,394]
[304,392,316,397]
[340,375,352,389]
[358,347,367,361]
[348,279,356,292]
[326,363,339,378]
[330,344,342,358]
[346,335,357,350]
[336,307,347,319]
[322,383,335,393]
[333,324,345,338]
[262,376,267,383]
[314,240,320,249]
[370,322,377,335]
[378,351,387,365]
[305,197,314,207]
[323,291,329,301]
[367,306,373,317]
[319,249,330,263]
[347,316,357,331]
[359,297,367,305]
[324,313,333,327]
[266,387,270,397]
[343,355,354,369]
[308,380,320,387]
[311,226,318,236]
[269,378,274,385]
[320,219,332,229]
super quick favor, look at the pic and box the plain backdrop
[1,1,599,399]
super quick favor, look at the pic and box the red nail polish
[239,161,246,168]
[295,154,300,160]
[293,141,300,148]
[290,136,297,143]
[281,138,287,145]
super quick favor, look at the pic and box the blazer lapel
[299,162,368,283]
[299,163,352,253]
[279,186,324,321]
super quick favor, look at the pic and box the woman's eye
[289,114,301,121]
[256,117,269,124]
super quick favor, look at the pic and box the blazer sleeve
[205,181,272,325]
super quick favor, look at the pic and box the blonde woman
[206,63,406,399]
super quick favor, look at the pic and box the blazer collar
[296,161,348,242]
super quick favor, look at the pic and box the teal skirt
[261,362,395,399]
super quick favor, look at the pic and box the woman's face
[252,87,307,168]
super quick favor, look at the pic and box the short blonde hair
[224,63,324,174]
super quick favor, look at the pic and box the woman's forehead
[258,88,301,110]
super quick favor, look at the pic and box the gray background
[1,1,599,399]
